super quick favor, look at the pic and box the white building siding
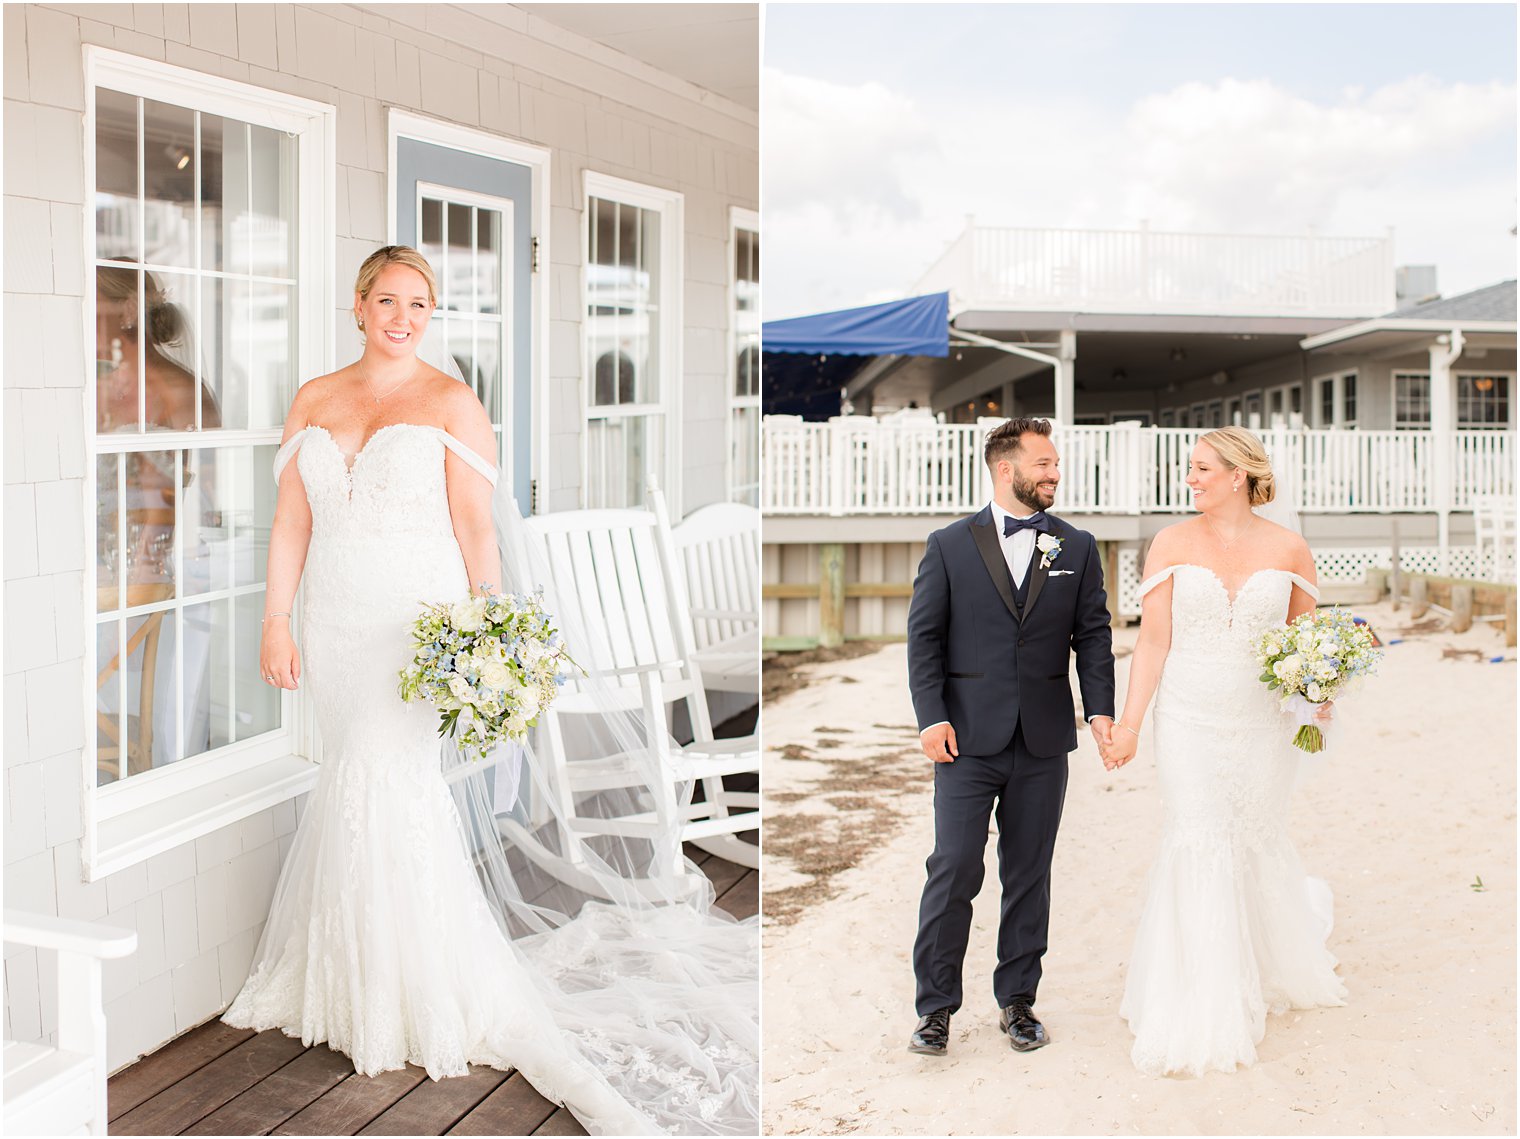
[4,1,755,1072]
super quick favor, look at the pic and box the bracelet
[261,611,291,623]
[1115,722,1140,737]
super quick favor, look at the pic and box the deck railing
[915,224,1395,317]
[761,417,1513,516]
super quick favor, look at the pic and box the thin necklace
[1205,513,1254,549]
[359,361,417,405]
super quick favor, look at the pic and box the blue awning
[763,292,950,357]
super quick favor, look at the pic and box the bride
[224,246,758,1134]
[1100,427,1346,1078]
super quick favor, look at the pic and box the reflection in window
[729,220,759,505]
[1394,373,1431,430]
[585,189,672,508]
[92,83,299,787]
[1458,375,1510,428]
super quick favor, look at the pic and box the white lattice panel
[1114,544,1491,618]
[1117,547,1143,617]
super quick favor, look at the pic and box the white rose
[1306,681,1322,702]
[447,674,476,703]
[479,660,511,691]
[1272,654,1302,679]
[517,688,540,718]
[519,639,544,667]
[451,598,488,633]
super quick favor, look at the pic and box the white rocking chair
[656,493,760,700]
[3,911,137,1136]
[499,504,760,899]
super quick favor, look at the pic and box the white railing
[914,224,1395,318]
[761,418,1513,517]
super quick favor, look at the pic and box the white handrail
[761,419,1513,517]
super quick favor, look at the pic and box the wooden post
[819,543,846,648]
[1505,591,1517,649]
[1409,576,1429,619]
[1450,585,1474,633]
[1105,541,1122,629]
[1389,519,1402,609]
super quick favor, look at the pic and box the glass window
[1394,372,1431,429]
[92,84,301,788]
[1342,373,1357,427]
[584,183,680,509]
[1318,377,1335,427]
[1457,374,1510,428]
[729,217,760,506]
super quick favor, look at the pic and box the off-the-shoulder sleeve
[1285,571,1320,602]
[272,428,309,483]
[435,428,499,487]
[1138,564,1179,599]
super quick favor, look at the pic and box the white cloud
[765,70,1517,316]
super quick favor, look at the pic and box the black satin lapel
[1022,538,1052,619]
[971,517,1020,621]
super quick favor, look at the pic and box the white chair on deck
[504,506,760,895]
[3,911,137,1136]
[1472,494,1517,583]
[654,493,760,701]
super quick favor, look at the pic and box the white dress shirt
[990,499,1039,589]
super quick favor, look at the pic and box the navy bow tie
[1003,511,1048,537]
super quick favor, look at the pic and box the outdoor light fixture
[1475,377,1495,392]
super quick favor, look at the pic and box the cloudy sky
[763,3,1517,319]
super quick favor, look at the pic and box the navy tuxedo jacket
[906,507,1116,758]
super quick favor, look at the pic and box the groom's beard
[1011,470,1056,512]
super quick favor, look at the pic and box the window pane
[445,201,471,311]
[420,196,443,271]
[95,89,140,262]
[95,606,178,781]
[205,275,245,430]
[1344,374,1357,423]
[250,283,295,429]
[142,99,197,269]
[731,405,759,507]
[96,453,123,613]
[478,208,502,314]
[248,123,297,279]
[95,265,144,432]
[1320,381,1334,426]
[183,599,226,755]
[143,270,203,433]
[234,592,280,742]
[585,414,660,509]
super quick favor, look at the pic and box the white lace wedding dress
[224,423,755,1134]
[1119,564,1347,1078]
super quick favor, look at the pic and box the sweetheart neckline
[304,422,442,474]
[1172,564,1298,608]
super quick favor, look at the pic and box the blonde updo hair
[353,245,437,328]
[1200,426,1276,506]
[97,264,185,346]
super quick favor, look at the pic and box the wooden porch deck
[106,846,757,1136]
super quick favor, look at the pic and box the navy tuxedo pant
[912,723,1069,1016]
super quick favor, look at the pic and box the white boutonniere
[1035,533,1063,570]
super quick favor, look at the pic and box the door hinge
[531,237,539,274]
[530,478,539,513]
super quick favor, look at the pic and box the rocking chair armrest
[582,661,685,680]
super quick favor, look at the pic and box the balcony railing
[915,224,1396,318]
[761,418,1513,517]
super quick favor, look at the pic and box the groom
[906,417,1115,1055]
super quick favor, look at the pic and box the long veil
[425,344,759,1134]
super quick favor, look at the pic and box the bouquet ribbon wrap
[1283,693,1330,753]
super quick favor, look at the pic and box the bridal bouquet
[398,587,575,761]
[1255,608,1381,753]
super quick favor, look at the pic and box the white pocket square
[1048,569,1076,576]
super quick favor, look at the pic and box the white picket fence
[761,418,1514,516]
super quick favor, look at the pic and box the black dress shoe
[998,1000,1050,1051]
[908,1009,952,1055]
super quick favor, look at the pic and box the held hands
[920,723,959,764]
[260,619,301,690]
[1093,715,1138,771]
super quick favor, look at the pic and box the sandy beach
[761,600,1517,1136]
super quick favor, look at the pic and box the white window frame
[1394,371,1432,430]
[1313,370,1359,428]
[1455,370,1515,429]
[581,172,684,515]
[727,207,760,505]
[82,48,335,880]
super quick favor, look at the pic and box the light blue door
[396,138,533,515]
